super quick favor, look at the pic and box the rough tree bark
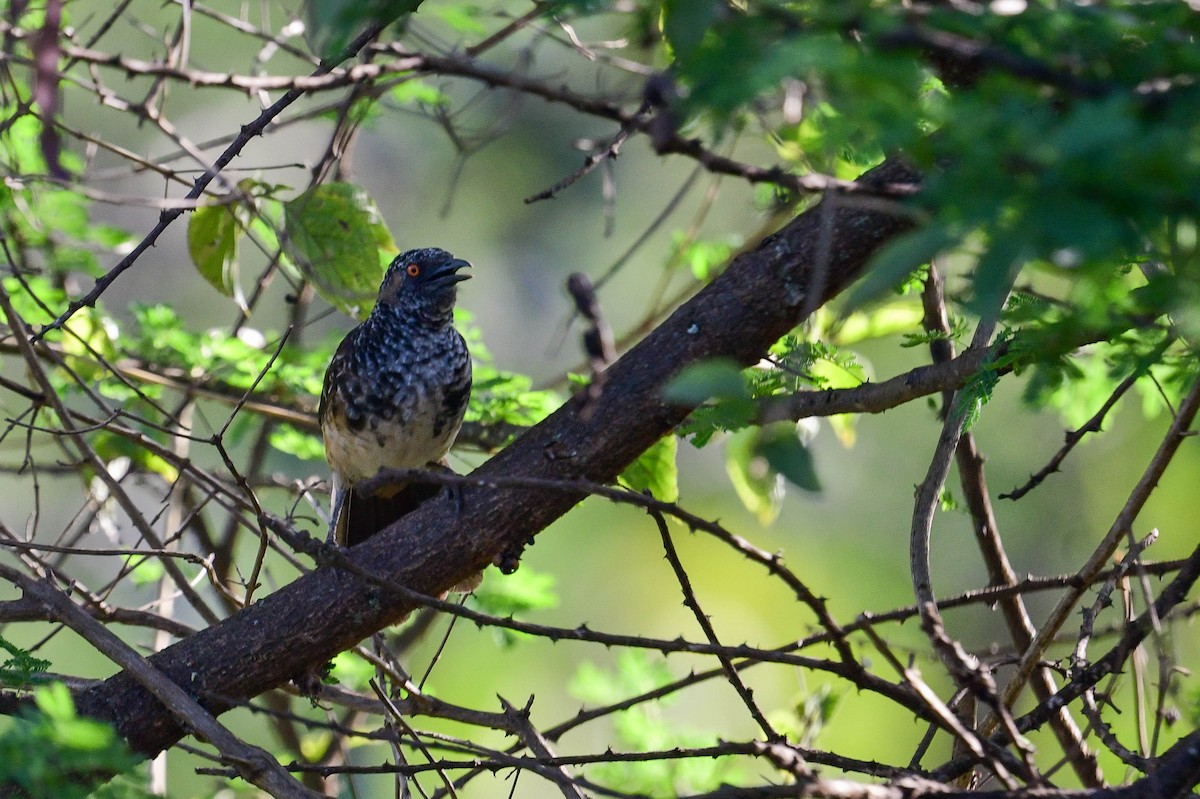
[66,157,920,761]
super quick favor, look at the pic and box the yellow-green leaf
[619,435,679,503]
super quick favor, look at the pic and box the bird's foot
[494,538,530,574]
[426,460,465,514]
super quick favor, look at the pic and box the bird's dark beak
[429,258,472,286]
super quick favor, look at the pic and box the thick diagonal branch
[69,157,919,761]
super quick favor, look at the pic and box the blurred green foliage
[0,684,142,799]
[660,1,1200,320]
[0,116,135,279]
[569,651,744,796]
[469,566,560,646]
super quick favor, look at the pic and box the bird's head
[375,247,471,325]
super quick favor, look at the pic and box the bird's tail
[339,480,441,547]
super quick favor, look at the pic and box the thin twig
[651,507,780,741]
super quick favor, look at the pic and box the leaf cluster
[652,2,1200,329]
[0,117,135,279]
[0,685,141,799]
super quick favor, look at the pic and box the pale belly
[323,406,461,486]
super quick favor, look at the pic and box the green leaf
[469,567,559,647]
[299,730,333,762]
[33,682,75,721]
[0,636,50,689]
[328,651,374,691]
[51,717,115,752]
[570,650,673,705]
[662,359,748,405]
[187,204,241,301]
[424,3,487,35]
[0,682,139,798]
[769,685,841,749]
[845,225,958,311]
[389,78,448,107]
[967,230,1027,322]
[756,423,821,493]
[725,428,784,525]
[676,399,757,448]
[834,301,925,346]
[619,435,679,503]
[468,363,562,428]
[660,0,720,62]
[671,234,736,282]
[305,0,424,58]
[568,651,739,794]
[92,433,178,483]
[283,182,398,319]
[953,363,1001,431]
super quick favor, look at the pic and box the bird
[319,247,473,557]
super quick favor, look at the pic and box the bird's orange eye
[406,263,420,277]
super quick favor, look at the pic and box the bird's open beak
[428,258,472,286]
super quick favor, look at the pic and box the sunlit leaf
[328,651,374,691]
[834,301,925,346]
[424,3,487,34]
[269,424,326,461]
[124,555,165,586]
[471,568,558,616]
[619,434,679,503]
[283,182,398,318]
[389,78,448,107]
[299,730,333,762]
[33,683,75,722]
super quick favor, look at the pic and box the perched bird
[319,247,472,552]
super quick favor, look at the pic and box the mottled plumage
[320,247,471,547]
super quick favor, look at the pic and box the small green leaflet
[0,636,50,689]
